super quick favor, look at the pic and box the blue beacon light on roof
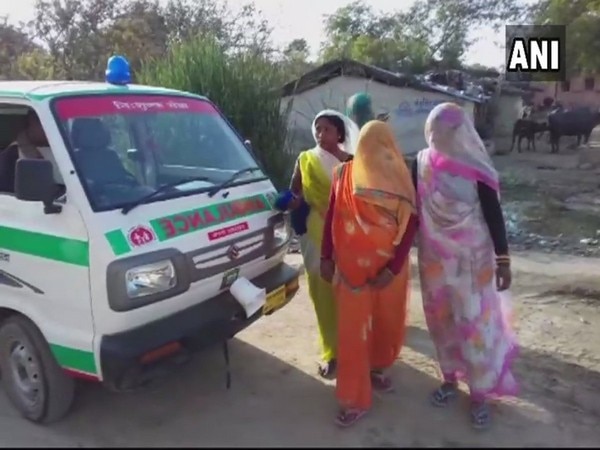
[105,55,132,86]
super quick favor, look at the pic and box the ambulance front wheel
[0,315,75,424]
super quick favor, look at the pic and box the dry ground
[2,132,600,447]
[1,251,600,447]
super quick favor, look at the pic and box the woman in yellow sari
[288,110,359,378]
[320,121,418,427]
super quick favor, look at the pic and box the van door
[0,101,96,379]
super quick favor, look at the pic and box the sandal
[470,401,492,430]
[335,408,368,428]
[317,359,337,379]
[370,371,394,393]
[430,382,458,407]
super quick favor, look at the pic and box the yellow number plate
[263,285,286,315]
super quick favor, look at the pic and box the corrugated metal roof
[281,59,486,104]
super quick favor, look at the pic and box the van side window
[0,106,64,195]
[0,111,25,193]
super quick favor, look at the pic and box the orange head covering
[351,120,416,245]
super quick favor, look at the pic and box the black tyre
[0,315,75,423]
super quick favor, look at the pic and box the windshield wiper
[207,167,262,198]
[121,176,211,215]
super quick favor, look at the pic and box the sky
[0,0,533,70]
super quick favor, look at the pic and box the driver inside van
[15,110,64,185]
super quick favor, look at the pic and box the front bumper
[99,262,300,391]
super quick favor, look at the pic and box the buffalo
[510,118,548,153]
[547,107,600,153]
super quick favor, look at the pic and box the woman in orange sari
[320,120,418,427]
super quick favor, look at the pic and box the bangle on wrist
[496,254,510,265]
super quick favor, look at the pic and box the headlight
[125,259,177,299]
[273,215,291,245]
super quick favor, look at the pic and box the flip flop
[335,408,368,428]
[470,401,492,430]
[370,371,394,393]
[430,382,458,407]
[317,359,337,380]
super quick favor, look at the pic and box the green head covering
[346,92,375,129]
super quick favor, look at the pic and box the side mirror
[244,139,252,150]
[15,159,62,214]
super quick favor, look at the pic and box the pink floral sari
[416,103,518,400]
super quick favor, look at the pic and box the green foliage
[0,17,38,79]
[138,35,293,190]
[1,0,273,82]
[320,0,524,72]
[1,0,530,82]
[280,38,315,80]
[532,0,600,74]
[14,49,56,80]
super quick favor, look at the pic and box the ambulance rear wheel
[0,315,75,424]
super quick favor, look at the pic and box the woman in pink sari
[412,102,518,430]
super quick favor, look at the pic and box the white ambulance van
[0,57,299,424]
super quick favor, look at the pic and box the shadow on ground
[2,328,598,447]
[406,325,600,445]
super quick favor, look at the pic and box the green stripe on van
[50,344,97,375]
[0,226,89,267]
[105,229,131,256]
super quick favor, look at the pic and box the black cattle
[510,119,548,153]
[547,107,600,153]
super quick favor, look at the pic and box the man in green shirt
[346,92,389,128]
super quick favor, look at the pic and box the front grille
[184,228,268,283]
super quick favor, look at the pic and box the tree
[320,0,524,72]
[531,0,600,74]
[399,0,522,61]
[162,0,272,54]
[321,1,397,62]
[162,0,229,45]
[104,0,170,75]
[0,17,37,79]
[281,39,313,80]
[14,49,56,80]
[16,0,274,81]
[283,39,309,59]
[138,35,293,189]
[29,0,125,79]
[222,3,273,54]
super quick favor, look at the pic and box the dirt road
[1,252,599,447]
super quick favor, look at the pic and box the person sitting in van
[0,110,63,193]
[15,110,64,185]
[70,118,150,206]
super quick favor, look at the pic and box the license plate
[263,285,286,315]
[220,268,240,290]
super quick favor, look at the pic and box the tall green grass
[138,35,294,189]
